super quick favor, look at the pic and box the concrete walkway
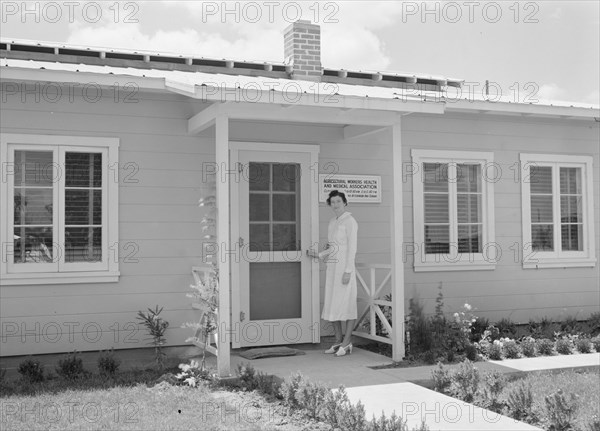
[219,345,600,431]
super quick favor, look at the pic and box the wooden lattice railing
[190,265,218,356]
[352,263,393,344]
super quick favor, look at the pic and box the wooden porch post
[390,120,405,361]
[215,114,231,377]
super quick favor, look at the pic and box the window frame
[520,153,596,269]
[1,134,120,285]
[411,149,496,272]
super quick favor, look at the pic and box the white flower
[464,303,472,311]
[453,312,459,318]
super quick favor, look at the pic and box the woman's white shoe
[324,343,342,354]
[335,343,353,357]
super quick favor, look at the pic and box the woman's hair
[326,190,348,206]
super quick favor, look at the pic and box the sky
[1,1,598,105]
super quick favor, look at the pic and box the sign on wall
[319,174,381,203]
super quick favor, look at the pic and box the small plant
[431,362,451,393]
[506,380,535,423]
[449,359,480,402]
[488,342,503,360]
[471,316,489,342]
[97,348,121,377]
[521,337,537,357]
[56,351,85,380]
[17,357,44,383]
[337,400,368,431]
[555,338,573,355]
[575,338,592,354]
[544,389,578,431]
[503,339,521,359]
[236,363,258,391]
[591,336,600,352]
[537,338,555,356]
[480,370,506,410]
[137,305,169,370]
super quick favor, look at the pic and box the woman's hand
[307,249,320,259]
[342,272,351,285]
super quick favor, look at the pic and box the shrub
[449,360,480,402]
[337,400,368,431]
[17,357,44,383]
[323,386,350,429]
[591,337,600,352]
[555,339,572,355]
[503,340,521,359]
[544,389,578,431]
[588,312,600,336]
[560,315,582,334]
[496,317,517,338]
[586,415,600,431]
[56,351,85,380]
[520,337,537,357]
[431,362,451,393]
[536,338,554,356]
[280,372,305,410]
[464,343,478,361]
[575,338,592,354]
[407,296,433,353]
[488,343,503,360]
[471,317,489,342]
[506,380,536,423]
[295,380,329,419]
[97,349,121,377]
[480,370,506,410]
[176,359,213,387]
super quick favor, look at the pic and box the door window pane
[248,163,270,191]
[248,162,300,252]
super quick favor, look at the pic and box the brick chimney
[283,20,322,82]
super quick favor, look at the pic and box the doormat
[239,347,306,360]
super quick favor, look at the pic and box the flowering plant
[175,359,213,387]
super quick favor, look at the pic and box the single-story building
[1,20,598,376]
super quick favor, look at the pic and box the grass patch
[500,369,600,430]
[0,382,311,430]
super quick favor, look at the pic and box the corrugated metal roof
[2,57,598,112]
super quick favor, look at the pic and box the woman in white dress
[308,190,358,357]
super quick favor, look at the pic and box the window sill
[413,263,496,272]
[0,272,120,286]
[523,259,597,269]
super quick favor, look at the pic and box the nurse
[308,190,358,357]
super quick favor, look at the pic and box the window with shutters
[411,150,496,272]
[520,154,596,268]
[1,134,120,285]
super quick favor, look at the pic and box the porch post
[215,114,231,377]
[390,120,405,361]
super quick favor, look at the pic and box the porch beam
[343,125,386,141]
[216,102,403,127]
[188,103,220,134]
[390,120,405,361]
[215,114,231,377]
